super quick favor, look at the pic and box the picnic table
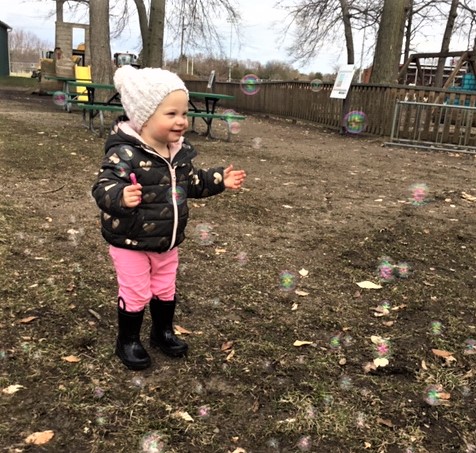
[67,81,124,137]
[57,82,245,140]
[188,91,246,140]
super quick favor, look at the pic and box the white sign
[330,65,356,99]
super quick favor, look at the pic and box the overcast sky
[2,0,469,75]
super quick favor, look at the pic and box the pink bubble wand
[129,172,141,203]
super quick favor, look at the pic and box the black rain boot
[149,297,188,357]
[116,307,151,370]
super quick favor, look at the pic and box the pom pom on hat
[114,66,188,131]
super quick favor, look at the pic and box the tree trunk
[340,0,355,65]
[143,0,165,68]
[89,0,113,94]
[434,0,459,87]
[340,0,354,134]
[403,1,413,64]
[370,0,411,84]
[133,0,149,65]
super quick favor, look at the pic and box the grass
[0,75,38,88]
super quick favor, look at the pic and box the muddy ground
[0,81,475,453]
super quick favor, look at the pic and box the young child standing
[92,66,246,370]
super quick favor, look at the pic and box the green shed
[0,20,12,77]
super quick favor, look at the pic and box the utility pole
[226,16,233,82]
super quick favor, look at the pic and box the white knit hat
[114,66,189,131]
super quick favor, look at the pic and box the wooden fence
[184,79,476,144]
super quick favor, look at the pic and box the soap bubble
[228,121,241,135]
[197,405,210,419]
[139,431,168,453]
[329,333,342,350]
[424,384,447,406]
[296,435,312,451]
[240,74,261,95]
[266,437,280,450]
[377,257,395,282]
[278,270,297,291]
[235,251,248,266]
[166,186,186,205]
[430,320,444,335]
[343,111,367,134]
[395,261,411,278]
[310,79,323,92]
[192,223,214,245]
[339,375,353,390]
[131,376,145,388]
[251,137,262,149]
[409,183,429,206]
[52,91,67,106]
[373,338,391,359]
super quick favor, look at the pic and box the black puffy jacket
[91,122,225,252]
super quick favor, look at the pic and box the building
[0,20,12,76]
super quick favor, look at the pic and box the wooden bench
[187,111,246,141]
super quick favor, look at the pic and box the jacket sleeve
[91,148,136,217]
[187,165,226,199]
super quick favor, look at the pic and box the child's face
[140,90,189,145]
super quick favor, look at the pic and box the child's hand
[122,181,142,207]
[224,164,246,190]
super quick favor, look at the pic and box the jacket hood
[105,116,144,154]
[104,116,197,165]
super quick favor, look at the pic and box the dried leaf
[421,360,428,370]
[461,191,476,202]
[62,355,81,363]
[174,325,192,335]
[338,358,347,365]
[377,417,394,428]
[221,340,234,352]
[2,384,25,395]
[230,449,247,453]
[432,349,454,358]
[214,248,227,255]
[87,309,101,320]
[294,290,309,296]
[225,350,235,361]
[370,335,385,344]
[373,357,389,367]
[439,391,451,400]
[298,268,309,277]
[364,442,372,449]
[174,411,194,422]
[432,349,456,364]
[291,302,298,311]
[25,430,55,445]
[19,316,38,324]
[357,281,382,289]
[382,321,395,327]
[363,362,377,373]
[293,340,313,347]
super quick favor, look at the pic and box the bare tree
[132,0,241,68]
[9,29,52,62]
[457,0,476,49]
[275,0,382,70]
[370,0,411,83]
[89,0,113,87]
[433,0,459,87]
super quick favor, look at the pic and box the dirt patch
[0,85,475,453]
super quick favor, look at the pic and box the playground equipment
[113,52,140,68]
[398,50,476,90]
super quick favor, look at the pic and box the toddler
[92,66,246,370]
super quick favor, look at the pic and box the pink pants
[109,245,179,312]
